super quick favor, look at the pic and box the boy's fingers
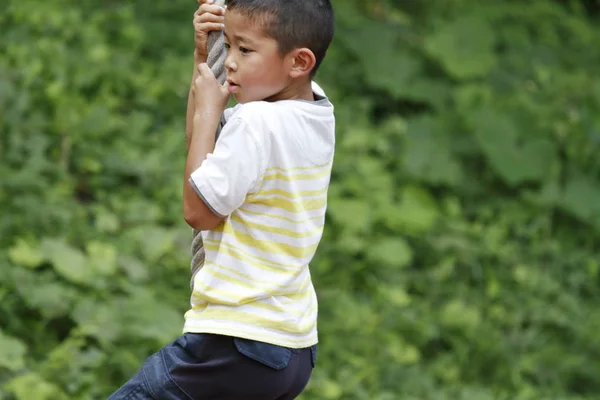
[195,22,224,34]
[221,81,231,95]
[198,63,215,79]
[194,12,224,24]
[197,3,226,16]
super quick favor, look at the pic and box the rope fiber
[190,0,227,289]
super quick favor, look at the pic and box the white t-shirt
[183,82,335,348]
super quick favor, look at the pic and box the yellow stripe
[263,168,331,182]
[204,242,295,272]
[189,307,317,334]
[203,259,309,294]
[192,280,261,307]
[192,289,308,316]
[250,187,328,199]
[182,320,317,347]
[283,286,316,302]
[266,162,331,173]
[204,239,299,270]
[238,207,325,224]
[219,222,319,259]
[191,276,313,312]
[193,284,314,311]
[192,293,310,315]
[188,288,317,318]
[229,214,323,239]
[250,195,326,214]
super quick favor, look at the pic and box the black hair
[226,0,335,76]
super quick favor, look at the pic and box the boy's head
[223,0,334,103]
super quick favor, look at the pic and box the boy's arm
[185,50,206,152]
[183,108,223,231]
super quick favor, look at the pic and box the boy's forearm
[185,50,207,152]
[187,112,221,175]
[185,85,194,152]
[183,111,223,230]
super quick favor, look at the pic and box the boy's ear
[288,48,316,79]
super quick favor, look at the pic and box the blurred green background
[2,0,600,399]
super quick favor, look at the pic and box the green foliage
[1,0,600,399]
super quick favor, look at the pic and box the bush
[1,0,599,398]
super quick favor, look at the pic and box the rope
[190,0,227,290]
[206,1,227,86]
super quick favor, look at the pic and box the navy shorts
[108,333,317,399]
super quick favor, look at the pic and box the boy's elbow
[183,184,225,230]
[183,205,224,231]
[184,212,202,230]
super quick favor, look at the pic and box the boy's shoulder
[225,100,274,119]
[221,102,275,140]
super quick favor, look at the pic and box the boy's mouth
[227,79,240,93]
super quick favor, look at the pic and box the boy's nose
[225,55,237,72]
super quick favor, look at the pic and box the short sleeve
[189,117,263,217]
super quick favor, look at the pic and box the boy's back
[185,81,335,348]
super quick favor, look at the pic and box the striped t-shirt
[184,82,335,348]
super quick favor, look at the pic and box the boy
[109,0,335,398]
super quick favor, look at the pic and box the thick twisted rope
[190,0,227,290]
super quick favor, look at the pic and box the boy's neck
[264,78,315,103]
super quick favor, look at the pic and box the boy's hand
[193,0,226,59]
[193,63,230,118]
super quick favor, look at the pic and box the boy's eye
[239,47,251,54]
[224,43,231,50]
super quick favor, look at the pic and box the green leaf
[131,226,178,263]
[339,126,373,152]
[37,337,106,389]
[526,179,561,207]
[71,298,123,345]
[379,285,412,307]
[386,186,440,234]
[7,238,45,268]
[336,232,366,255]
[23,280,76,320]
[403,116,463,186]
[94,207,120,234]
[560,173,600,225]
[117,255,150,282]
[425,14,497,79]
[41,238,91,284]
[341,23,420,99]
[4,372,68,400]
[319,380,344,399]
[86,241,118,276]
[0,330,27,371]
[72,290,181,345]
[388,338,420,365]
[441,300,482,334]
[367,237,413,269]
[120,290,182,343]
[468,107,558,186]
[327,199,370,233]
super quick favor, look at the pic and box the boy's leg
[108,333,316,400]
[108,340,191,400]
[107,369,151,400]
